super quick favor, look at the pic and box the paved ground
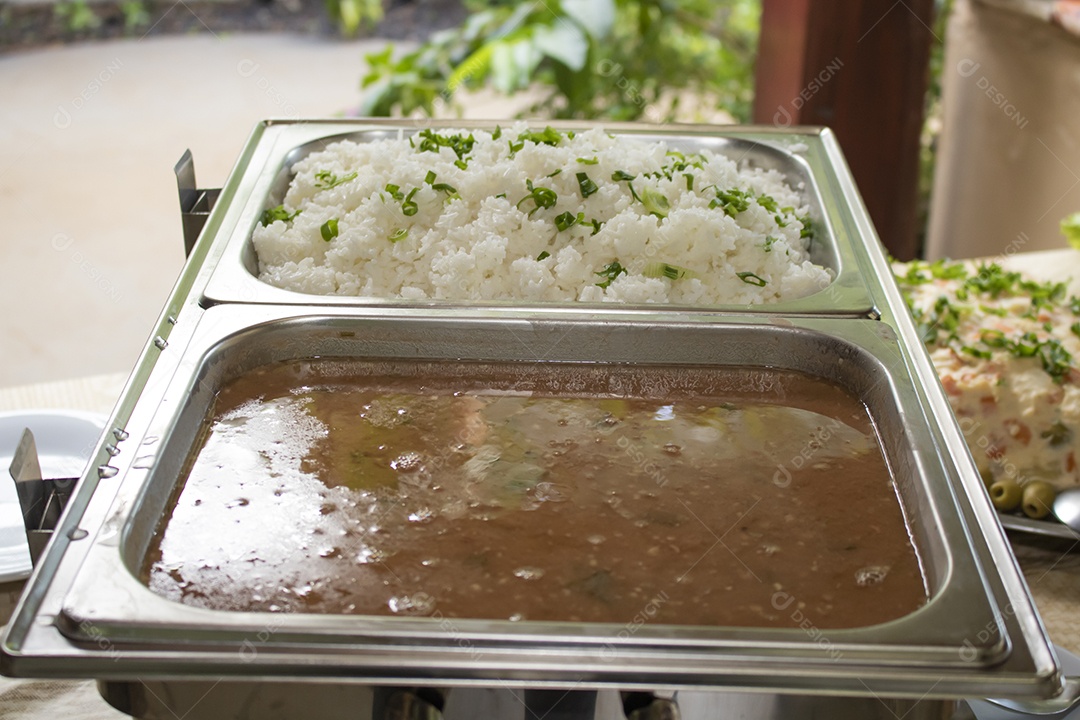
[0,32,519,388]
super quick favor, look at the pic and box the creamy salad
[894,260,1080,492]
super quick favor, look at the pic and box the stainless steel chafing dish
[0,121,1065,719]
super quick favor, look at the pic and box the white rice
[253,124,832,304]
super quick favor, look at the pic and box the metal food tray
[0,122,1065,714]
[199,121,879,316]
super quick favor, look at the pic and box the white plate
[0,411,107,584]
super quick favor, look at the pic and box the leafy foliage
[325,0,383,36]
[359,0,759,122]
[120,0,150,32]
[53,0,101,32]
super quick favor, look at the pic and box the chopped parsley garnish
[314,170,358,190]
[320,218,339,242]
[977,329,1074,382]
[536,250,550,261]
[388,228,409,243]
[260,205,300,226]
[576,172,599,199]
[1037,338,1073,382]
[1041,421,1072,446]
[736,271,767,287]
[595,261,627,289]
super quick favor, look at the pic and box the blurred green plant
[359,0,759,122]
[120,0,150,32]
[326,0,384,36]
[53,0,101,33]
[1061,212,1080,250]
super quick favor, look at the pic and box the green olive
[989,479,1022,512]
[1021,480,1057,520]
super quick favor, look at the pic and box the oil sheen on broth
[143,360,927,628]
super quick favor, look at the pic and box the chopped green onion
[414,129,476,160]
[401,187,420,216]
[320,218,339,242]
[979,328,1007,348]
[577,157,599,165]
[577,172,599,199]
[763,236,779,252]
[640,186,670,218]
[710,188,751,217]
[260,205,301,226]
[595,261,627,289]
[517,126,563,146]
[384,183,403,200]
[555,211,584,232]
[960,345,991,360]
[757,195,778,214]
[536,250,551,261]
[684,173,694,191]
[516,179,558,216]
[388,228,409,243]
[611,170,636,182]
[736,271,767,287]
[314,170,358,190]
[491,126,502,140]
[643,262,695,280]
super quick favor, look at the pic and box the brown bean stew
[143,359,927,629]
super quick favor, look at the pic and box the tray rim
[198,120,880,317]
[22,306,1029,699]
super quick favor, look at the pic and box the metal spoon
[1053,488,1080,535]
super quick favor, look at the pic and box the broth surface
[143,360,927,628]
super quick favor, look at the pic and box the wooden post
[754,0,935,260]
